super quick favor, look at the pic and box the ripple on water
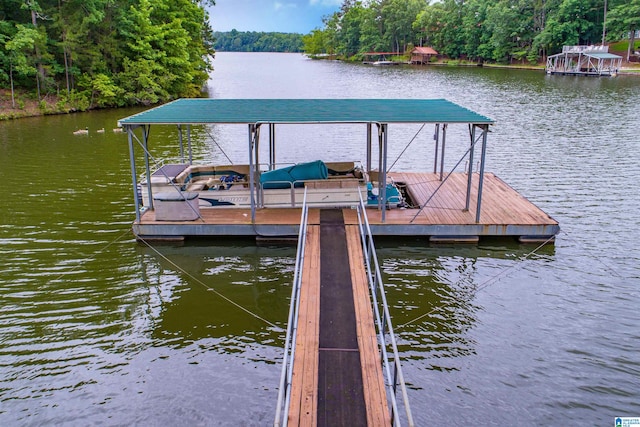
[1,54,640,425]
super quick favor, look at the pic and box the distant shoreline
[3,56,638,121]
[307,54,640,76]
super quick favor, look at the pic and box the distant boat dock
[546,45,622,76]
[362,52,404,66]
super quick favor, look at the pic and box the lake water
[1,52,639,425]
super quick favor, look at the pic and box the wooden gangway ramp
[287,209,390,426]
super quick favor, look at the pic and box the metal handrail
[356,190,414,427]
[259,180,301,208]
[274,188,309,427]
[259,178,366,208]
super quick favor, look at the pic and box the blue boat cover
[260,160,328,189]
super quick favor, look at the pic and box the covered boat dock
[546,45,622,76]
[118,98,559,243]
[410,47,438,64]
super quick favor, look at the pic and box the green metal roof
[118,99,494,126]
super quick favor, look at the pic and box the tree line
[303,0,640,63]
[0,0,215,110]
[214,30,303,52]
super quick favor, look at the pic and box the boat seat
[174,164,250,185]
[326,161,355,173]
[215,164,250,176]
[187,182,206,191]
[326,161,364,179]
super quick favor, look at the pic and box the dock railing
[356,190,415,427]
[274,188,309,427]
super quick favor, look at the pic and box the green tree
[322,12,340,56]
[380,0,422,53]
[117,0,211,105]
[413,2,446,51]
[0,0,216,110]
[117,0,174,104]
[607,0,640,61]
[437,0,466,59]
[535,0,603,54]
[483,0,536,63]
[460,0,492,61]
[20,0,48,98]
[360,5,384,53]
[338,2,366,57]
[47,0,115,96]
[215,30,303,52]
[303,29,326,55]
[529,0,561,60]
[5,24,42,107]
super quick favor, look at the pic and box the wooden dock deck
[133,172,559,242]
[287,210,389,426]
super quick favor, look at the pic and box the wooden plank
[142,207,321,226]
[288,225,320,426]
[138,173,558,239]
[345,224,390,426]
[317,210,367,425]
[376,172,557,228]
[299,225,319,427]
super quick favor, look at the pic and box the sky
[207,0,342,34]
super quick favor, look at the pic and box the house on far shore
[411,47,438,64]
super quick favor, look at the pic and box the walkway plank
[288,225,320,427]
[346,224,391,426]
[288,212,391,426]
[317,209,366,426]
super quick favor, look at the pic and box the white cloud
[309,0,342,6]
[275,2,298,10]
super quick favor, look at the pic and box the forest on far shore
[0,0,215,113]
[2,0,639,120]
[303,0,640,64]
[214,30,303,53]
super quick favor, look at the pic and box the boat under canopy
[118,98,559,242]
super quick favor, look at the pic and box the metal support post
[433,124,440,174]
[248,124,256,223]
[376,124,382,210]
[187,125,193,164]
[380,123,388,223]
[475,125,489,223]
[366,122,372,173]
[464,125,476,211]
[177,125,184,163]
[143,125,154,211]
[269,123,276,170]
[440,124,447,181]
[254,124,261,207]
[127,127,141,223]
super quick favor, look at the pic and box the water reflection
[135,243,293,349]
[1,53,639,425]
[376,240,556,374]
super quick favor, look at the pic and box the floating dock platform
[119,99,559,244]
[132,171,558,243]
